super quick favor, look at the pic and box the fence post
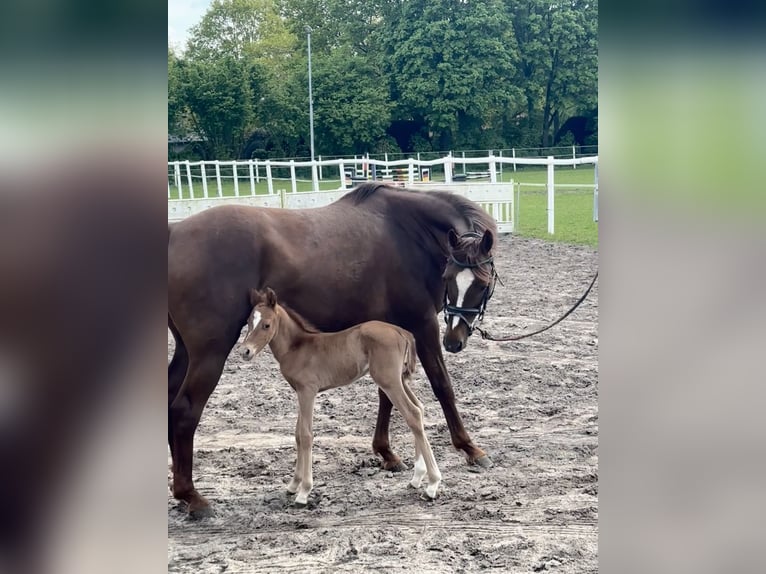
[547,156,555,235]
[593,160,599,222]
[572,145,577,169]
[214,160,222,197]
[232,161,240,196]
[290,160,298,194]
[339,160,347,189]
[489,151,497,183]
[248,160,255,196]
[498,150,503,180]
[172,162,181,196]
[311,160,319,192]
[407,158,415,185]
[462,151,466,175]
[318,155,323,181]
[186,159,194,199]
[444,154,453,184]
[255,159,260,183]
[512,148,517,172]
[515,181,520,232]
[265,160,274,195]
[200,162,209,198]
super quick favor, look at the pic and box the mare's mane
[343,182,496,256]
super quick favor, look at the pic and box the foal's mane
[344,183,497,255]
[279,303,321,334]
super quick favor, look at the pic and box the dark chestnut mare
[168,182,499,515]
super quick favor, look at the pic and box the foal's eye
[263,323,270,329]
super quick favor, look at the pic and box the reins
[475,271,598,342]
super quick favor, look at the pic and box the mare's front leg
[414,316,492,467]
[372,388,408,472]
[293,388,316,507]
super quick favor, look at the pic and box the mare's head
[442,228,497,353]
[240,287,280,361]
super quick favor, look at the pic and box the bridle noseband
[443,232,500,336]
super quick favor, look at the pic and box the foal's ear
[448,228,460,249]
[264,287,277,307]
[480,230,494,253]
[249,288,262,307]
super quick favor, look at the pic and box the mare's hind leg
[372,389,408,472]
[169,347,230,517]
[413,317,491,467]
[168,317,188,463]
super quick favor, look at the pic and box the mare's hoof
[383,460,409,473]
[188,504,214,520]
[473,455,494,469]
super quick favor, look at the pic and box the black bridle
[442,231,598,342]
[443,232,500,335]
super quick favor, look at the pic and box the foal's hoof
[293,500,307,509]
[382,460,409,473]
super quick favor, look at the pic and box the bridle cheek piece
[443,254,498,336]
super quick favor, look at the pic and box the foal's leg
[414,317,491,467]
[287,411,303,495]
[293,388,316,507]
[401,379,428,488]
[375,369,441,499]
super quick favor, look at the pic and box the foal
[240,287,442,506]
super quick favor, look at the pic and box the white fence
[168,154,599,234]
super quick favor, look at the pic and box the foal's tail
[401,330,417,382]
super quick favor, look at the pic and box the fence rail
[168,154,599,235]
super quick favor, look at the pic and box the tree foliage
[169,0,597,158]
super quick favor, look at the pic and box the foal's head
[240,287,280,361]
[442,228,497,353]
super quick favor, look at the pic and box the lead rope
[475,271,598,342]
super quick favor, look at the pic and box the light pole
[305,25,315,162]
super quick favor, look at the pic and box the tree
[378,0,522,150]
[312,46,393,155]
[507,0,598,147]
[186,0,296,61]
[168,48,184,135]
[179,56,256,159]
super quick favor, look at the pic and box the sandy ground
[168,235,598,573]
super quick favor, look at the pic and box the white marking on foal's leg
[410,454,427,489]
[451,268,475,329]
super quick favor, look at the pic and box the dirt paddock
[168,234,598,573]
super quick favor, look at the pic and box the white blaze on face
[249,310,262,335]
[451,268,476,329]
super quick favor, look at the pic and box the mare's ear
[249,288,263,307]
[264,287,277,307]
[448,228,460,249]
[480,230,494,253]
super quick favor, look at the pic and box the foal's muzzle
[241,346,254,360]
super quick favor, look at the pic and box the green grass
[168,165,598,247]
[505,166,599,248]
